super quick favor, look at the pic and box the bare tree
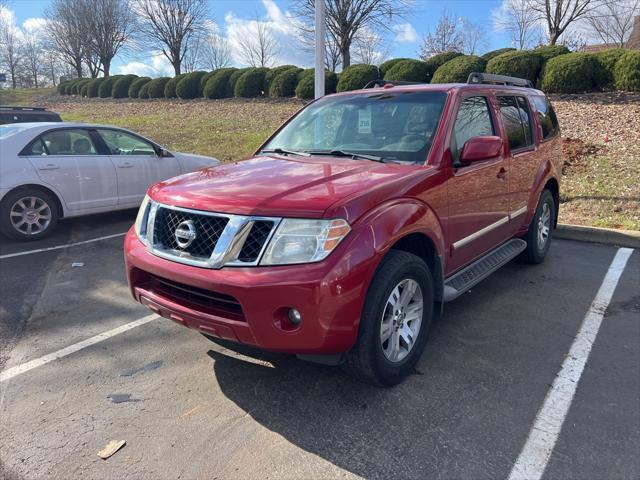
[419,10,463,59]
[135,0,208,75]
[529,0,597,45]
[352,29,388,65]
[299,28,341,71]
[81,0,136,77]
[460,19,488,54]
[21,32,44,88]
[293,0,411,69]
[45,0,87,77]
[0,15,23,88]
[236,16,279,68]
[200,32,231,70]
[586,0,640,47]
[493,0,540,49]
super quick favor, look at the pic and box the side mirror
[157,147,169,157]
[459,136,503,164]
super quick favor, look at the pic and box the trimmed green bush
[147,77,170,98]
[112,75,138,98]
[378,58,411,76]
[432,55,487,83]
[481,48,516,61]
[164,74,186,98]
[424,52,464,78]
[138,82,151,99]
[234,68,268,97]
[199,71,217,91]
[534,45,570,62]
[336,64,378,92]
[73,79,92,95]
[57,80,71,94]
[269,68,302,97]
[613,50,640,91]
[86,78,105,98]
[229,68,252,93]
[266,65,298,86]
[593,48,626,89]
[541,53,599,93]
[128,77,151,98]
[486,50,543,84]
[79,82,90,97]
[296,69,338,98]
[203,68,237,99]
[384,59,431,83]
[64,79,82,94]
[69,79,85,94]
[98,75,123,98]
[176,71,207,99]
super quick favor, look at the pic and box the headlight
[134,195,152,243]
[260,218,351,265]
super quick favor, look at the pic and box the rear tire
[520,189,555,264]
[0,188,59,241]
[343,250,434,387]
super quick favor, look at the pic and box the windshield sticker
[358,106,372,134]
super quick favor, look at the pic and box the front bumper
[124,227,378,354]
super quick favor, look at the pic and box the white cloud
[224,0,310,67]
[116,52,174,77]
[392,23,418,43]
[22,17,47,34]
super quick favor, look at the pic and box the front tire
[0,188,59,241]
[521,189,555,264]
[344,250,434,386]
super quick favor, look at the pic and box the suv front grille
[148,204,279,268]
[153,207,228,259]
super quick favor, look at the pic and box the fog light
[288,308,302,325]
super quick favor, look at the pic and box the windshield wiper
[308,150,385,163]
[260,148,310,157]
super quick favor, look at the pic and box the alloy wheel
[10,196,52,236]
[380,278,424,363]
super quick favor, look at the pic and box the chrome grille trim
[145,202,281,269]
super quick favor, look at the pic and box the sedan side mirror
[157,147,170,157]
[459,136,503,164]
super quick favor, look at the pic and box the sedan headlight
[134,195,152,243]
[260,218,351,265]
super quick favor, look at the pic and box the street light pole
[314,0,325,99]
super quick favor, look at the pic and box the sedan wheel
[0,189,59,241]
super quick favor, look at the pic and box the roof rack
[363,79,426,89]
[467,72,533,88]
[0,106,48,111]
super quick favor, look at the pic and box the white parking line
[508,247,634,480]
[0,232,127,260]
[0,314,157,383]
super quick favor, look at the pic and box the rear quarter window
[531,96,560,140]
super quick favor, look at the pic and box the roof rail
[0,106,48,111]
[363,79,426,89]
[467,72,533,88]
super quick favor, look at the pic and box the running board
[443,239,527,302]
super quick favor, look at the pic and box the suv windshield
[263,90,447,164]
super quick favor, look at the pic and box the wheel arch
[543,177,560,227]
[1,183,65,218]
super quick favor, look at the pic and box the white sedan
[0,122,219,241]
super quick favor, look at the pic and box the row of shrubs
[58,47,640,99]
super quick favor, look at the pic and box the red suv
[125,73,562,386]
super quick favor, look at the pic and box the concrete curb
[555,224,640,249]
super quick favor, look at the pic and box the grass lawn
[1,88,638,230]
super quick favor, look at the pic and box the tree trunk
[340,41,351,69]
[34,74,38,89]
[103,61,110,78]
[75,62,83,78]
[173,61,181,75]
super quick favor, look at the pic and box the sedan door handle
[118,162,134,168]
[497,168,507,180]
[38,164,59,170]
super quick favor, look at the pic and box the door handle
[39,164,59,170]
[497,168,507,180]
[118,162,134,168]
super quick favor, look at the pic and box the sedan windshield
[263,90,447,164]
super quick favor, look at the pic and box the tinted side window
[498,96,532,151]
[40,129,98,155]
[532,96,559,140]
[24,138,48,155]
[452,96,494,161]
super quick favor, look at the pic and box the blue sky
[6,0,512,75]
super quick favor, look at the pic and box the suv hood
[150,155,431,220]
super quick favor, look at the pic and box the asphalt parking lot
[0,213,638,480]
